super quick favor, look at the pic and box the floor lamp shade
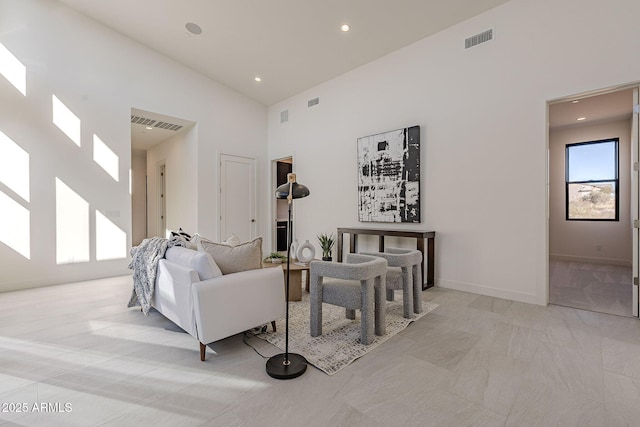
[266,173,310,379]
[275,173,310,200]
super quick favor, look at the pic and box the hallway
[549,259,633,317]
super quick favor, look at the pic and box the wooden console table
[336,228,435,290]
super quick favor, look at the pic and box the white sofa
[152,246,285,361]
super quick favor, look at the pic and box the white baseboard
[549,254,632,267]
[437,279,542,306]
[0,269,132,293]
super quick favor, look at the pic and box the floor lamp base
[266,353,307,379]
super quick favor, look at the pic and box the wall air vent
[465,29,493,49]
[281,109,289,123]
[131,115,183,131]
[308,97,319,108]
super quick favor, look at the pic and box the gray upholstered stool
[361,248,422,319]
[309,253,387,345]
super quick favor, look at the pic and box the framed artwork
[357,125,420,223]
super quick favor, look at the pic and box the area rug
[255,293,437,375]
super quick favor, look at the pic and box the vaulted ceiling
[56,0,634,149]
[58,0,511,106]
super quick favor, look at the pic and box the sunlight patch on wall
[0,191,30,259]
[52,95,81,147]
[95,211,127,261]
[93,134,119,181]
[0,43,26,96]
[56,178,89,264]
[0,131,29,202]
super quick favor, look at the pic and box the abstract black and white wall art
[357,126,420,223]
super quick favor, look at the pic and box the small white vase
[296,239,315,263]
[290,238,299,261]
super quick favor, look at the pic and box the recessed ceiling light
[254,77,262,82]
[340,24,350,32]
[185,22,202,35]
[146,126,153,130]
[572,100,580,104]
[577,117,586,121]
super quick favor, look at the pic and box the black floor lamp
[266,172,310,380]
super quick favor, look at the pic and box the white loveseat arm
[192,267,285,345]
[152,259,199,337]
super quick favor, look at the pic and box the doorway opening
[130,108,195,243]
[272,156,293,253]
[548,86,638,317]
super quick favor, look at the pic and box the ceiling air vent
[154,121,183,131]
[308,97,319,108]
[281,109,289,123]
[131,115,183,131]
[131,115,156,126]
[465,29,493,49]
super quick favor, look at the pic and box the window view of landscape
[567,182,616,219]
[566,139,618,221]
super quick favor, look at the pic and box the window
[565,138,619,221]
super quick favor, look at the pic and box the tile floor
[1,275,640,426]
[549,259,633,317]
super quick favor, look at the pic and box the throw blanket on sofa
[128,236,182,315]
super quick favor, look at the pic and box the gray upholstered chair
[361,248,422,319]
[309,253,387,345]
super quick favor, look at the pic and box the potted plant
[317,232,335,261]
[264,252,287,263]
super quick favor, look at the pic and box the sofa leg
[200,342,206,361]
[271,321,277,332]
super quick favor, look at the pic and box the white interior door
[220,154,256,242]
[159,163,166,237]
[633,87,639,317]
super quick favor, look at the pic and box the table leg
[417,238,426,289]
[305,270,310,293]
[427,236,435,289]
[287,270,303,301]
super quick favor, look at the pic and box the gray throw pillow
[198,236,263,275]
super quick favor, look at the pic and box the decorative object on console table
[296,239,315,264]
[317,232,335,261]
[266,173,310,380]
[357,125,420,223]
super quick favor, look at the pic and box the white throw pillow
[188,233,206,250]
[222,234,241,247]
[165,246,222,280]
[198,236,262,275]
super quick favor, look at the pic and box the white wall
[549,119,632,265]
[0,0,267,291]
[267,0,640,305]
